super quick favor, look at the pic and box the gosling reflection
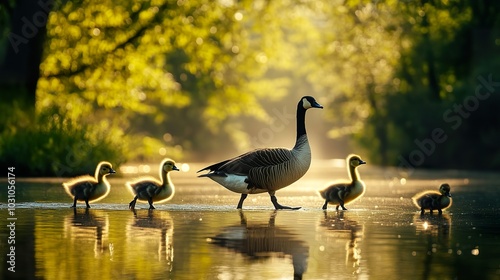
[413,213,452,242]
[63,208,111,258]
[413,213,453,279]
[208,211,309,280]
[126,209,174,267]
[318,211,364,274]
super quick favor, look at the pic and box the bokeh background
[1,0,499,176]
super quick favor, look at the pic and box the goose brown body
[319,155,366,210]
[127,159,179,210]
[198,96,323,210]
[412,183,452,214]
[63,161,116,208]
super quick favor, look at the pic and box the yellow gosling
[127,159,179,210]
[412,183,452,214]
[319,154,366,210]
[63,161,116,208]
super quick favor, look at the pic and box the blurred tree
[312,0,500,170]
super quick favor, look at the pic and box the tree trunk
[0,0,53,110]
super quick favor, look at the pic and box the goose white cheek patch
[302,98,312,109]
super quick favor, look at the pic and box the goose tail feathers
[197,160,231,173]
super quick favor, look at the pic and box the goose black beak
[313,102,323,109]
[359,160,366,165]
[173,165,180,171]
[109,168,116,174]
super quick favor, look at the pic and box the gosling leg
[148,197,155,210]
[71,196,77,208]
[129,197,138,210]
[338,199,347,210]
[85,198,91,209]
[322,200,329,210]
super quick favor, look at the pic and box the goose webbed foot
[85,200,91,209]
[270,195,301,210]
[237,194,248,209]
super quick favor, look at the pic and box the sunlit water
[1,162,500,279]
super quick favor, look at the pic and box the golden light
[181,163,190,172]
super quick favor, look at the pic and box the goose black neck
[295,102,307,142]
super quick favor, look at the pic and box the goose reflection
[126,209,174,268]
[63,208,111,258]
[208,210,309,280]
[317,211,364,275]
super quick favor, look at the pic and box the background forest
[0,0,499,176]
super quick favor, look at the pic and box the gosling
[63,161,116,208]
[127,158,179,210]
[412,183,452,214]
[319,154,366,210]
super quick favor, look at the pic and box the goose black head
[439,183,451,197]
[300,96,323,110]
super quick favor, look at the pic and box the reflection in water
[413,213,453,279]
[208,211,309,280]
[413,213,452,241]
[317,211,364,276]
[63,208,111,258]
[126,210,174,269]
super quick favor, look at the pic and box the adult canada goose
[412,183,452,214]
[63,161,116,208]
[198,96,323,210]
[319,154,366,210]
[127,158,179,210]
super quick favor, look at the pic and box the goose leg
[85,198,91,209]
[438,209,443,215]
[129,197,138,210]
[148,197,155,210]
[270,195,301,210]
[237,194,248,209]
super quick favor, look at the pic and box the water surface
[1,162,499,279]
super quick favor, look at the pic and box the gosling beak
[173,165,180,171]
[109,168,116,174]
[447,193,451,197]
[359,160,367,165]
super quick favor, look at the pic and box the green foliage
[0,106,127,177]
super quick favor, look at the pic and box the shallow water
[1,162,500,279]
